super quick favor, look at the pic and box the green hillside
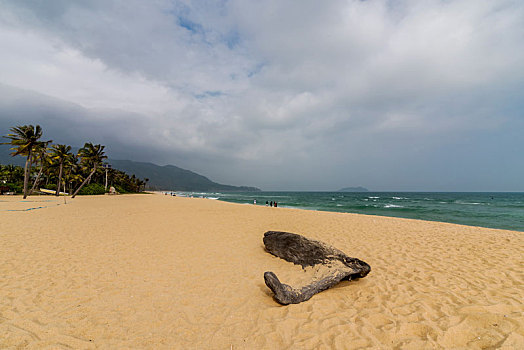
[109,159,260,192]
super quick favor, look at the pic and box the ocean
[175,191,524,232]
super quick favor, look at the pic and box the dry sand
[1,194,523,349]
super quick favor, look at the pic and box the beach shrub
[114,185,130,194]
[78,183,106,195]
[45,183,57,190]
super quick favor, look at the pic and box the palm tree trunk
[29,164,44,195]
[71,165,97,198]
[22,150,32,199]
[55,162,63,196]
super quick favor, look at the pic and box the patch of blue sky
[177,16,204,35]
[224,30,240,49]
[247,63,266,78]
[164,2,243,50]
[195,90,225,99]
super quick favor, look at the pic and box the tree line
[1,125,148,198]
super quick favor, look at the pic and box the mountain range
[108,159,260,192]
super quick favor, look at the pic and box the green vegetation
[1,125,148,196]
[78,183,106,195]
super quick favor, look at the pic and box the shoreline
[2,191,523,235]
[1,194,523,348]
[0,191,524,234]
[86,191,524,233]
[186,191,524,233]
[2,191,524,233]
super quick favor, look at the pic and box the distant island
[337,186,369,192]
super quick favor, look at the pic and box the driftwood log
[263,231,371,305]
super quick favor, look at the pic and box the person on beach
[254,199,257,205]
[274,201,277,207]
[270,201,273,207]
[266,201,269,206]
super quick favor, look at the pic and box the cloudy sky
[0,0,523,191]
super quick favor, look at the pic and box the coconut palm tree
[2,125,49,199]
[50,144,72,196]
[29,141,51,195]
[64,153,80,195]
[1,164,23,183]
[0,164,8,184]
[71,143,107,198]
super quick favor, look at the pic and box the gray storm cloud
[0,0,523,191]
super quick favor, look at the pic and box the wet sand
[1,194,523,349]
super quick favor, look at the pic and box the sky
[0,0,523,191]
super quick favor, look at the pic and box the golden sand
[1,194,523,349]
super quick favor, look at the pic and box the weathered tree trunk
[264,269,350,305]
[263,231,371,277]
[263,231,371,305]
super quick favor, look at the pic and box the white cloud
[0,23,185,115]
[0,0,523,190]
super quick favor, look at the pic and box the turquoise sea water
[179,192,524,232]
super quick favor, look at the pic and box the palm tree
[2,125,49,199]
[64,153,80,195]
[65,169,82,196]
[2,164,23,183]
[50,144,72,196]
[0,164,7,182]
[71,143,107,198]
[29,141,51,195]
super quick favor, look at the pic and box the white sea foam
[369,196,380,199]
[384,204,403,208]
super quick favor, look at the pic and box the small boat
[39,188,68,195]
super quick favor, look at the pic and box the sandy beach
[1,194,523,349]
